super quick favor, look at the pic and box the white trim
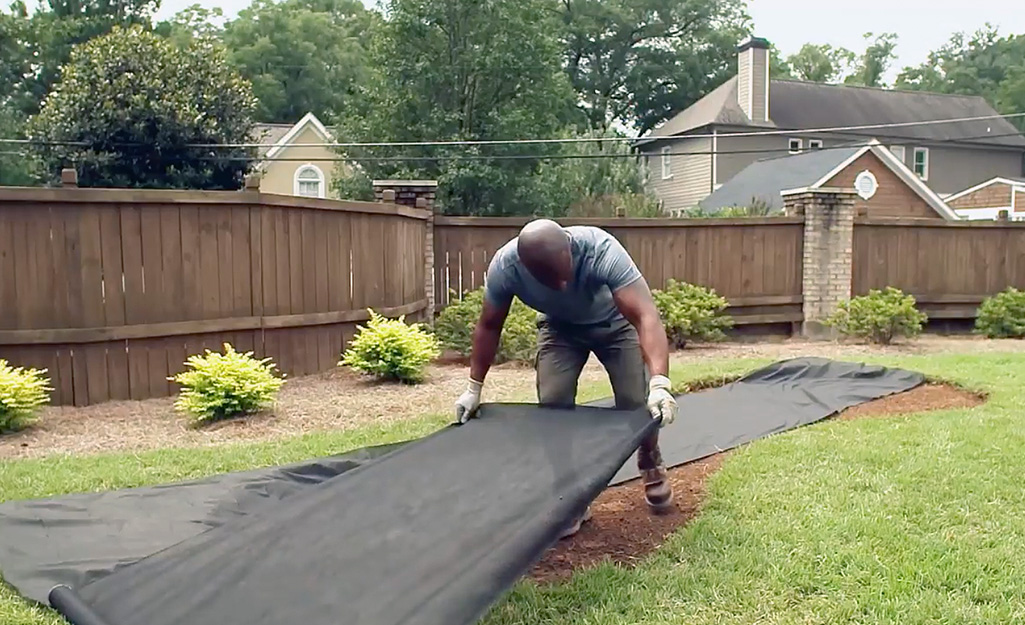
[711,128,718,189]
[661,145,672,179]
[945,176,1025,202]
[854,170,878,200]
[788,138,802,154]
[803,138,960,220]
[889,145,906,163]
[869,140,959,220]
[293,163,326,198]
[808,139,823,150]
[262,112,335,163]
[912,146,929,181]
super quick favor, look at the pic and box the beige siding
[258,126,348,198]
[643,137,712,213]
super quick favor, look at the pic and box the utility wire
[6,132,1020,164]
[2,111,1024,149]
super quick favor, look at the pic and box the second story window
[789,138,802,154]
[808,139,823,150]
[913,147,929,180]
[661,146,672,179]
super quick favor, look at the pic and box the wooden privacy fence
[0,188,428,406]
[853,217,1025,320]
[433,216,806,327]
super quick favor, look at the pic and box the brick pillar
[782,187,857,339]
[372,180,439,323]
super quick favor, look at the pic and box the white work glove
[646,375,677,427]
[454,378,484,424]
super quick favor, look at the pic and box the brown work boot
[638,443,674,514]
[559,506,592,539]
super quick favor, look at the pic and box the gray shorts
[534,315,649,410]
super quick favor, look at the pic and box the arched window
[294,164,325,198]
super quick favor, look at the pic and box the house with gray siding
[635,36,1025,214]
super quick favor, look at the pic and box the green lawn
[3,352,1025,624]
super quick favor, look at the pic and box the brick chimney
[737,36,771,123]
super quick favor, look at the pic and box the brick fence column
[782,187,858,339]
[372,180,439,324]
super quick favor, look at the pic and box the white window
[660,146,672,179]
[808,139,823,150]
[294,164,325,198]
[890,145,906,162]
[913,147,929,180]
[788,138,802,154]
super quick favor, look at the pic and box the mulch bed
[528,383,985,584]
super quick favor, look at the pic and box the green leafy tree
[786,42,856,83]
[896,25,1025,131]
[844,32,898,87]
[220,0,377,124]
[558,0,751,134]
[153,3,226,48]
[0,105,42,186]
[27,25,259,189]
[334,0,582,216]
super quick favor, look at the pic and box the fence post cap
[382,189,397,202]
[60,168,78,187]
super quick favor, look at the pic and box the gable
[822,151,942,219]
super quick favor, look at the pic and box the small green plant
[651,279,733,348]
[826,287,928,345]
[0,359,52,432]
[975,287,1025,338]
[170,343,285,422]
[340,309,441,383]
[434,288,539,363]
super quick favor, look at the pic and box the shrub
[826,287,928,345]
[651,279,733,348]
[340,309,441,383]
[434,288,539,363]
[975,287,1025,338]
[0,360,52,432]
[170,343,284,422]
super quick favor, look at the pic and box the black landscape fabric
[51,403,660,625]
[0,357,925,625]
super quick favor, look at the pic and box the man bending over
[454,218,677,537]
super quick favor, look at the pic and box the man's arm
[612,279,670,378]
[469,297,510,383]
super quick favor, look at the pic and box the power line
[2,111,1024,150]
[7,132,1020,164]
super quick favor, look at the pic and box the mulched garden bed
[528,382,986,584]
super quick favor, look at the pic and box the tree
[5,0,161,116]
[557,0,751,134]
[334,0,583,216]
[786,42,856,83]
[844,32,898,87]
[896,25,1025,130]
[153,3,226,48]
[220,0,377,124]
[0,105,42,186]
[27,25,259,189]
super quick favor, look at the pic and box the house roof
[249,112,338,170]
[945,175,1025,203]
[698,139,961,220]
[641,77,1025,149]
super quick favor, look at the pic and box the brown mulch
[527,382,985,584]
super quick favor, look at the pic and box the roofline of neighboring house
[776,138,960,220]
[945,176,1025,202]
[257,112,336,170]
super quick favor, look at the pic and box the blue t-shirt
[482,225,643,325]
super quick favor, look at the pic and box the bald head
[517,219,572,290]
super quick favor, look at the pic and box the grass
[3,352,1024,623]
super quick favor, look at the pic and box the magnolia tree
[28,25,258,189]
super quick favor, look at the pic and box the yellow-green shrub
[434,288,538,363]
[826,287,927,344]
[340,309,440,383]
[651,279,733,348]
[0,359,52,432]
[170,343,284,422]
[975,287,1025,338]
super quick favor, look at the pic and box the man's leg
[592,319,675,514]
[535,320,593,538]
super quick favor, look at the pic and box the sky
[151,0,1025,83]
